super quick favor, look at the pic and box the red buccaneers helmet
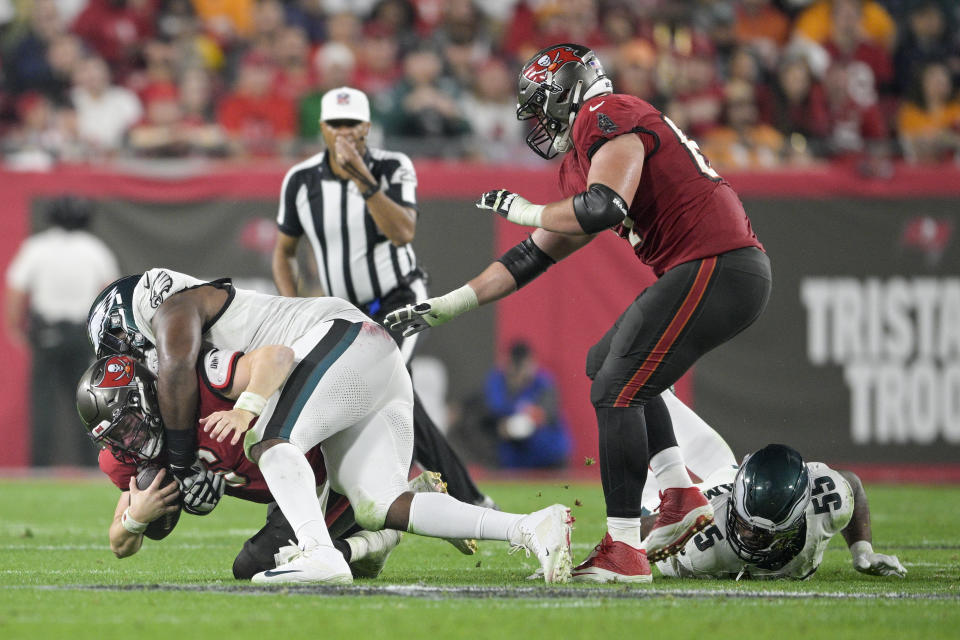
[517,43,613,159]
[76,355,164,462]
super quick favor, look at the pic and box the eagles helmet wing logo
[522,45,582,85]
[99,355,136,388]
[147,271,174,309]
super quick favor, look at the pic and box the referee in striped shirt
[272,87,489,507]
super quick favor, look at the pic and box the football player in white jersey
[648,444,906,580]
[86,269,576,584]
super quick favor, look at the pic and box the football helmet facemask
[516,43,613,159]
[76,355,164,462]
[87,274,149,359]
[726,444,812,565]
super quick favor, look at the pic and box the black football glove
[176,458,225,516]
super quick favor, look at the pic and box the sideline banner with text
[694,197,960,463]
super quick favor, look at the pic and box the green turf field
[1,477,958,639]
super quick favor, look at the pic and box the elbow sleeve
[572,183,629,233]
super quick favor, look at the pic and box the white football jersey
[657,462,854,580]
[131,268,369,354]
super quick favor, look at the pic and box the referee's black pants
[585,246,772,517]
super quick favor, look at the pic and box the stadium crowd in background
[1,0,959,169]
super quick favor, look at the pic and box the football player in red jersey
[386,43,772,583]
[76,350,425,580]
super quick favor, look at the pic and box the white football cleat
[509,504,574,584]
[408,470,478,555]
[252,543,353,585]
[348,529,403,579]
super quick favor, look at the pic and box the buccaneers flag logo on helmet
[99,355,136,388]
[522,46,582,85]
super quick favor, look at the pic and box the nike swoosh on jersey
[262,569,302,577]
[589,101,606,111]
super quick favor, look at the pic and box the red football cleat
[644,487,714,562]
[572,533,653,583]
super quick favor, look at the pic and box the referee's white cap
[320,87,370,123]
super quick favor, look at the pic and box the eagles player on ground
[86,269,575,584]
[648,444,906,580]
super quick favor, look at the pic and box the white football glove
[476,189,544,227]
[383,285,478,337]
[177,458,225,516]
[850,541,907,578]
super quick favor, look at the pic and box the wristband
[361,184,381,199]
[849,540,873,559]
[121,507,148,535]
[235,391,267,416]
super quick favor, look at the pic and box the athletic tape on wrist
[121,507,148,535]
[506,197,545,227]
[849,540,873,558]
[234,391,267,416]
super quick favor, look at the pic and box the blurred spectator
[43,33,85,105]
[897,61,960,164]
[380,45,470,154]
[793,0,897,52]
[4,197,120,467]
[822,61,891,173]
[483,341,571,469]
[157,0,226,73]
[893,1,960,95]
[321,0,378,17]
[299,42,356,140]
[126,38,178,100]
[726,46,774,124]
[503,0,607,62]
[734,0,791,61]
[2,92,80,169]
[669,37,724,138]
[368,0,420,53]
[128,77,227,157]
[70,55,143,153]
[192,0,255,43]
[351,24,403,99]
[2,0,65,96]
[822,0,894,95]
[71,0,156,79]
[702,78,784,170]
[771,54,831,160]
[271,26,312,104]
[459,58,525,162]
[217,52,295,156]
[325,10,363,54]
[614,39,666,107]
[178,67,229,152]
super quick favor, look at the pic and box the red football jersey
[98,348,327,504]
[558,93,763,275]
